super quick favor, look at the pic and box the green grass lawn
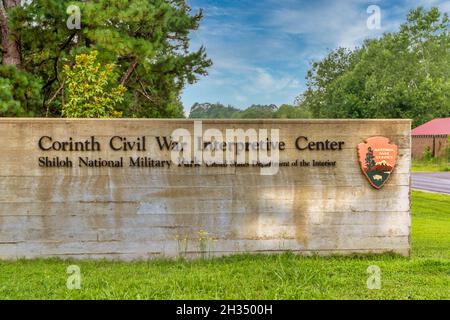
[412,159,450,172]
[0,191,449,300]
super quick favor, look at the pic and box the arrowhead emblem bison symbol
[357,137,398,189]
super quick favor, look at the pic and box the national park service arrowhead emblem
[357,137,398,189]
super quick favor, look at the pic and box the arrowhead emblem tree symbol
[357,137,398,189]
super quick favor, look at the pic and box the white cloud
[182,0,449,112]
[265,0,387,49]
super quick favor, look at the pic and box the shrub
[422,146,433,161]
[62,51,126,118]
[0,66,43,116]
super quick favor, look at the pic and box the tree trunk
[0,0,22,68]
[120,59,139,86]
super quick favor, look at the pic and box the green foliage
[189,103,312,119]
[0,66,43,116]
[413,137,450,172]
[412,158,450,172]
[75,0,210,118]
[300,7,450,127]
[0,78,20,115]
[190,103,241,119]
[365,148,376,170]
[411,136,450,172]
[273,104,312,119]
[3,0,211,118]
[236,104,277,119]
[62,51,125,118]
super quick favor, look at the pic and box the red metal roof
[412,118,450,136]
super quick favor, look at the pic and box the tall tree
[1,0,212,118]
[0,0,22,68]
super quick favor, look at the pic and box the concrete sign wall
[0,119,411,259]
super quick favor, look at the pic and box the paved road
[412,172,450,194]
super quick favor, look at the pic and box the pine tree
[1,0,212,118]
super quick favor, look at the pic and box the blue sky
[181,0,449,113]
